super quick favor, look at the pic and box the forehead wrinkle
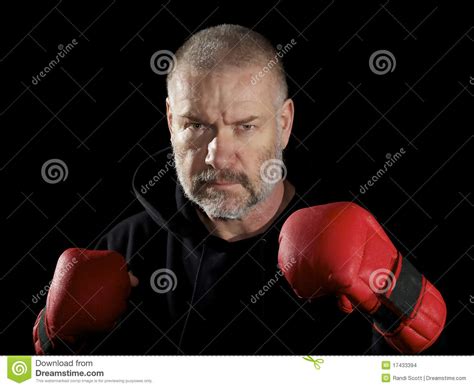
[177,97,264,124]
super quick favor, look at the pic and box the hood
[132,147,197,237]
[131,146,317,239]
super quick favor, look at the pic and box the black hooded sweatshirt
[90,148,406,355]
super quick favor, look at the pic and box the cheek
[174,144,207,178]
[239,149,262,180]
[173,129,211,157]
[173,130,202,156]
[239,136,277,180]
[172,130,193,150]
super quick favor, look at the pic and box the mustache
[193,169,251,188]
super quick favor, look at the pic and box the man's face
[167,65,291,220]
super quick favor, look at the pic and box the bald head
[166,24,288,107]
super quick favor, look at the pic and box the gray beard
[173,144,283,220]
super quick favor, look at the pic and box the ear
[278,98,294,150]
[166,97,173,136]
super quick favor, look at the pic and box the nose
[205,129,236,170]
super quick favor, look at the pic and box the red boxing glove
[33,248,131,354]
[278,202,446,354]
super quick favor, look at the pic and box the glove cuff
[371,256,446,353]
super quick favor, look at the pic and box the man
[33,24,446,355]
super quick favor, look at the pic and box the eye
[238,124,256,131]
[186,122,205,130]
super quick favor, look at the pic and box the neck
[196,180,295,242]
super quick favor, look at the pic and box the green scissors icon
[303,356,324,370]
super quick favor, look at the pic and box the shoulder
[95,211,163,260]
[109,210,156,234]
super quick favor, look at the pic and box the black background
[1,0,472,355]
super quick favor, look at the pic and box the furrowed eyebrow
[178,114,259,125]
[233,116,259,125]
[179,114,203,122]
